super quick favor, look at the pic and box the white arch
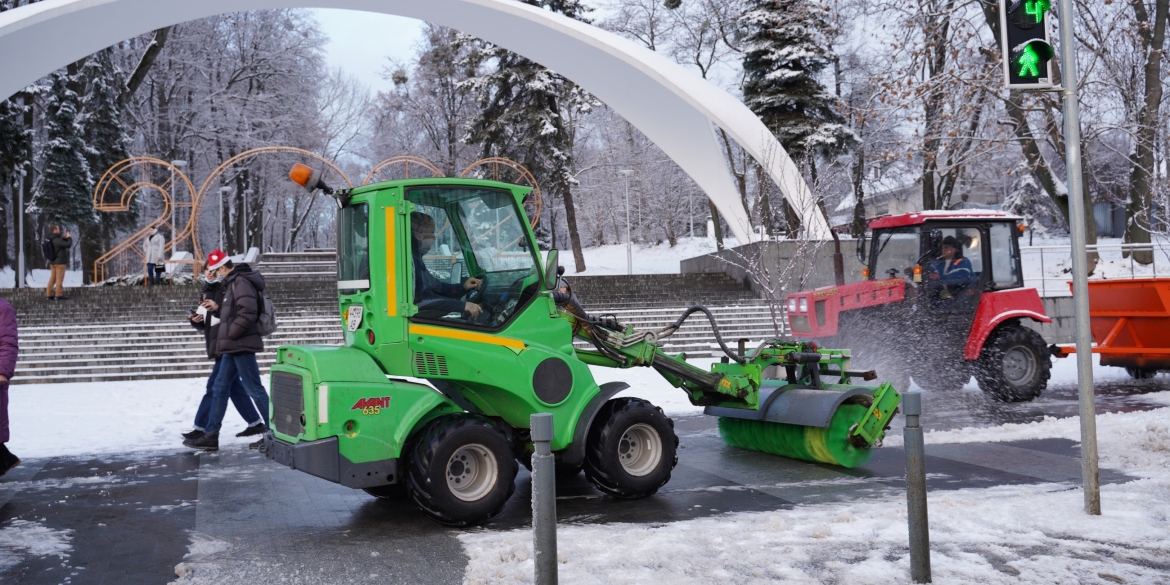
[0,0,829,242]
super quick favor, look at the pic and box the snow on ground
[0,267,84,289]
[0,519,73,571]
[5,377,265,459]
[460,404,1170,585]
[567,237,737,276]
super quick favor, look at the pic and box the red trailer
[1051,278,1170,378]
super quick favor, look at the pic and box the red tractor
[785,211,1052,402]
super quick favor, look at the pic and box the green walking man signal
[1000,0,1055,88]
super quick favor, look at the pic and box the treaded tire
[363,483,408,501]
[1126,366,1158,379]
[975,325,1050,403]
[583,397,678,499]
[406,414,517,527]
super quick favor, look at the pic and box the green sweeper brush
[567,305,903,469]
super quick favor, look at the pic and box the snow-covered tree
[740,0,853,169]
[31,72,94,254]
[0,97,31,267]
[460,0,596,271]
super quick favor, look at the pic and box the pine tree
[740,0,853,165]
[0,97,32,268]
[31,71,95,258]
[80,49,136,283]
[460,0,596,272]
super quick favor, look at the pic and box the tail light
[367,330,376,345]
[862,268,870,280]
[913,265,922,283]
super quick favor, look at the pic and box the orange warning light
[289,163,313,188]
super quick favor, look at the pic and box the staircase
[3,272,781,385]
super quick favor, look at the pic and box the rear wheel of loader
[583,398,678,499]
[975,325,1050,403]
[1125,366,1158,379]
[407,414,517,527]
[362,483,408,501]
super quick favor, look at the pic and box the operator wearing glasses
[410,212,483,319]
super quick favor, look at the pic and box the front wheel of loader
[975,325,1050,403]
[583,398,678,499]
[407,414,517,527]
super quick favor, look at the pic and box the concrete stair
[4,272,775,384]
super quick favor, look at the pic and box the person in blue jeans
[184,255,269,451]
[183,255,263,442]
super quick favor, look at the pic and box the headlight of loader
[798,297,808,313]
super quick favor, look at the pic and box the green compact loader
[263,165,901,526]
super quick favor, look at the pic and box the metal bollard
[903,392,931,583]
[530,413,558,585]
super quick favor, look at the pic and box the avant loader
[263,165,901,526]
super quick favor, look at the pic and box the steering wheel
[461,273,488,303]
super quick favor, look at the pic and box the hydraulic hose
[657,305,744,364]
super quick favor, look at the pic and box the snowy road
[0,359,1168,584]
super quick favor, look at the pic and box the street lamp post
[219,186,231,252]
[16,164,25,288]
[170,160,187,251]
[243,189,254,251]
[619,170,635,276]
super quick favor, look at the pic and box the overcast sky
[312,8,425,94]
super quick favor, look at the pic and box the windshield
[338,202,369,293]
[871,227,921,279]
[406,186,540,328]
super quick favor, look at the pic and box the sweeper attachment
[559,299,902,468]
[266,166,902,526]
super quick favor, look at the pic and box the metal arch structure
[0,0,830,244]
[460,157,542,228]
[363,155,444,185]
[91,157,198,282]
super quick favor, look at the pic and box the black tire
[975,325,1050,402]
[406,414,517,527]
[518,453,584,479]
[583,398,678,499]
[363,483,409,501]
[1126,366,1158,379]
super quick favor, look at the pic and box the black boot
[0,443,20,477]
[182,429,204,440]
[236,424,265,438]
[183,432,219,451]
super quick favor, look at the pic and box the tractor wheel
[1125,366,1158,380]
[362,483,408,501]
[975,325,1050,403]
[406,414,517,527]
[583,398,678,499]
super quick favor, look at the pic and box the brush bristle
[717,404,873,468]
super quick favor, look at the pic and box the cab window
[406,186,540,329]
[988,222,1022,289]
[871,227,920,279]
[337,202,369,294]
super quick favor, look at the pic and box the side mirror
[544,250,559,290]
[855,233,868,265]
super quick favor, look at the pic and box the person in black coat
[184,255,269,451]
[183,258,263,444]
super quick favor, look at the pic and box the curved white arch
[0,0,829,242]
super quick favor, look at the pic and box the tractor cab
[787,210,1052,402]
[862,211,1025,312]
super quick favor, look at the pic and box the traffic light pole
[1056,0,1101,516]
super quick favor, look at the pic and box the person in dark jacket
[183,252,263,443]
[184,256,269,451]
[0,297,17,476]
[410,212,482,319]
[45,225,72,300]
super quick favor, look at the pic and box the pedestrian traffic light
[999,0,1055,88]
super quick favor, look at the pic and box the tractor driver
[928,235,975,290]
[410,212,484,319]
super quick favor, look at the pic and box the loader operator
[411,211,484,320]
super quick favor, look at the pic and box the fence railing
[1021,242,1170,297]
